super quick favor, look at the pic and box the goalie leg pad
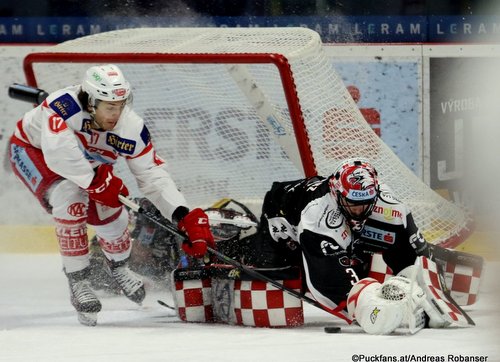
[172,268,214,323]
[398,257,472,328]
[232,278,304,327]
[172,266,304,327]
[212,265,304,327]
[369,249,484,307]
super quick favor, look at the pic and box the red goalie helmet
[329,159,379,230]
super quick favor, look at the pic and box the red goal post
[22,27,472,247]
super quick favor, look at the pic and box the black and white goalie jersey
[261,176,429,315]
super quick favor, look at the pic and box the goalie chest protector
[172,265,304,327]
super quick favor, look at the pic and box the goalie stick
[226,64,305,173]
[422,255,476,326]
[118,195,352,323]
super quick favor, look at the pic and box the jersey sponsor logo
[106,133,136,154]
[325,208,343,229]
[98,230,131,254]
[81,119,92,133]
[55,223,88,256]
[82,148,113,164]
[10,143,43,192]
[49,93,81,121]
[361,225,396,244]
[320,239,340,256]
[378,190,400,205]
[372,205,402,221]
[410,230,426,252]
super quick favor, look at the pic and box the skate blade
[77,312,98,326]
[125,285,146,305]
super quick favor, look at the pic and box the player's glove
[177,208,215,258]
[86,164,129,208]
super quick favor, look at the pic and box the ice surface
[0,254,499,362]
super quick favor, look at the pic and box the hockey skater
[253,158,459,333]
[8,64,214,326]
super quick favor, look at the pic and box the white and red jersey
[14,85,187,220]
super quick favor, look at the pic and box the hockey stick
[118,195,351,323]
[433,261,476,326]
[429,243,484,271]
[120,195,257,229]
[9,83,49,104]
[203,214,258,228]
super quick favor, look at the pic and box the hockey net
[23,27,471,247]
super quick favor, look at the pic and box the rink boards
[0,224,497,261]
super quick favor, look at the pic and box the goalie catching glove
[178,208,215,258]
[86,164,129,208]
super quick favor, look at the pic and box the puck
[324,326,341,333]
[157,300,175,310]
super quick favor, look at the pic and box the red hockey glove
[86,164,129,208]
[178,208,215,258]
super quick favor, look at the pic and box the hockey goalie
[92,159,482,334]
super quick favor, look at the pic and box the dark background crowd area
[0,0,497,17]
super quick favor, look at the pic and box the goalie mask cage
[23,27,471,247]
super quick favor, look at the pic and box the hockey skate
[66,268,102,326]
[108,259,146,304]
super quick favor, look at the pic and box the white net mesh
[25,27,470,245]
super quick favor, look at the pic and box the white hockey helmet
[82,64,131,106]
